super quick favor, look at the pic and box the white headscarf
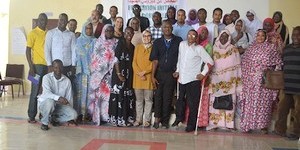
[244,9,262,40]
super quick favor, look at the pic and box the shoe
[172,120,181,127]
[27,118,37,123]
[153,122,159,129]
[161,124,169,129]
[272,130,286,137]
[51,120,60,127]
[143,121,151,128]
[285,134,299,141]
[185,127,195,132]
[41,124,49,131]
[68,120,78,126]
[133,121,141,127]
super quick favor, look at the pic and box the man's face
[198,10,207,22]
[162,22,173,36]
[124,28,134,41]
[58,14,68,29]
[37,14,48,29]
[292,29,300,46]
[132,6,141,16]
[187,30,197,45]
[96,5,103,15]
[213,10,222,23]
[167,8,175,19]
[177,11,186,24]
[53,61,63,79]
[230,10,240,22]
[152,13,162,25]
[68,21,77,32]
[109,7,118,18]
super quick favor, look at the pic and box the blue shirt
[172,23,193,41]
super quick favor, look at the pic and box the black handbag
[213,95,233,110]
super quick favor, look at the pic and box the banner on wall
[123,0,186,25]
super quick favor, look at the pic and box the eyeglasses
[188,34,197,38]
[133,7,140,10]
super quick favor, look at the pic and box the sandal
[133,121,141,127]
[143,121,151,128]
[27,118,37,123]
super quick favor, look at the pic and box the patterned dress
[207,30,242,130]
[88,25,118,126]
[109,39,136,126]
[240,40,282,132]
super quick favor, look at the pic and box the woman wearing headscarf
[132,30,154,127]
[223,14,235,34]
[240,29,282,133]
[196,26,213,128]
[109,27,136,127]
[263,18,284,53]
[245,10,262,42]
[207,30,242,131]
[88,24,119,126]
[186,9,199,26]
[75,22,95,122]
[273,11,289,46]
[129,17,143,46]
[231,19,251,54]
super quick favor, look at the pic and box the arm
[199,46,214,76]
[41,75,61,101]
[71,33,76,66]
[64,79,73,106]
[44,31,53,67]
[25,47,35,76]
[132,46,143,74]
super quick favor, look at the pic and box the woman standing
[240,29,282,133]
[114,17,124,39]
[89,25,118,125]
[132,30,154,127]
[109,27,136,127]
[263,18,284,53]
[75,22,95,122]
[207,30,242,131]
[129,17,143,46]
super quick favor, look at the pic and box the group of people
[25,3,299,140]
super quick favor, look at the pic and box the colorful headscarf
[186,9,199,26]
[263,18,275,31]
[197,26,209,46]
[214,29,232,50]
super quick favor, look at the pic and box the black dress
[108,38,136,126]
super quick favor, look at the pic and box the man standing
[104,6,118,26]
[26,13,48,123]
[90,10,104,38]
[68,19,80,38]
[172,29,214,132]
[274,26,300,140]
[147,11,163,41]
[45,13,76,75]
[172,9,193,41]
[95,3,107,23]
[207,8,226,44]
[127,4,150,32]
[150,20,183,129]
[39,59,77,131]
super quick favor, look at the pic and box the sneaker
[41,124,49,131]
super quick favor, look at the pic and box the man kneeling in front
[38,59,77,130]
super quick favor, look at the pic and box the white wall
[0,0,9,76]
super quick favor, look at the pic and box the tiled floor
[0,94,299,150]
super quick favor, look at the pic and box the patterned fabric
[207,30,242,130]
[108,39,136,127]
[88,24,118,125]
[147,26,163,41]
[240,33,282,132]
[75,22,95,117]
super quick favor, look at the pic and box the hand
[48,66,53,73]
[196,74,205,80]
[137,71,146,77]
[140,75,146,81]
[28,67,36,76]
[173,72,179,78]
[58,97,69,105]
[152,77,159,89]
[118,74,125,82]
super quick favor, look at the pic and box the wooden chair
[0,64,25,98]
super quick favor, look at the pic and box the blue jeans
[39,99,78,125]
[27,65,47,119]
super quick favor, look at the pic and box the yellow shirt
[132,44,154,90]
[27,27,47,65]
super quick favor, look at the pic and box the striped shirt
[283,44,300,95]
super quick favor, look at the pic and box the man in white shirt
[45,13,76,75]
[172,29,214,132]
[38,59,77,131]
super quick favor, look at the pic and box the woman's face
[131,19,139,31]
[85,24,93,36]
[143,31,152,44]
[219,32,229,45]
[225,15,232,25]
[199,28,208,41]
[115,18,123,29]
[256,31,266,43]
[263,22,274,33]
[235,20,243,32]
[105,26,114,39]
[188,10,196,20]
[167,8,175,19]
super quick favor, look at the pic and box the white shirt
[45,28,76,66]
[176,41,214,84]
[38,72,73,106]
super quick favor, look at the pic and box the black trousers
[154,71,176,125]
[175,80,201,129]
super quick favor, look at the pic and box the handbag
[213,95,233,110]
[262,70,284,90]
